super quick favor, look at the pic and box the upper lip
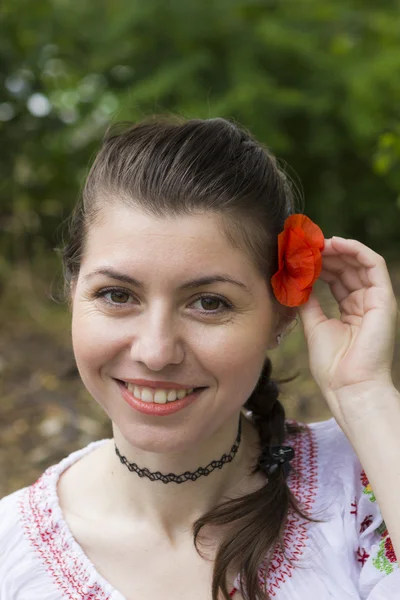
[118,378,202,390]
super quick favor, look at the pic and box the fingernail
[333,236,346,242]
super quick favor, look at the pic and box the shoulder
[307,416,357,469]
[0,486,26,529]
[290,416,359,469]
[286,417,364,510]
[272,419,400,597]
[0,485,72,597]
[0,438,111,596]
[0,486,28,539]
[0,487,37,586]
[307,417,363,490]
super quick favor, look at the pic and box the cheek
[195,321,269,397]
[71,306,121,375]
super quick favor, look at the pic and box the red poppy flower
[271,214,325,307]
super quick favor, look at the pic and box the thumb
[297,290,327,340]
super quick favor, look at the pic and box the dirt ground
[1,268,399,499]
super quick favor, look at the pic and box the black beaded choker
[114,417,242,484]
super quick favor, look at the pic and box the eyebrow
[84,268,251,293]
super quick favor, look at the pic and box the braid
[245,358,286,451]
[193,358,311,600]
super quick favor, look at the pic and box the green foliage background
[1,0,400,270]
[1,1,400,496]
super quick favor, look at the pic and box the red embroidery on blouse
[350,499,358,516]
[255,424,318,597]
[360,469,376,503]
[356,547,370,566]
[381,529,397,563]
[18,442,113,599]
[18,428,318,599]
[360,515,373,533]
[385,537,397,563]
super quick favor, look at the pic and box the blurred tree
[1,0,400,266]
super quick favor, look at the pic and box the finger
[320,263,365,295]
[338,293,364,320]
[321,257,370,290]
[319,271,351,304]
[320,275,364,319]
[329,237,393,290]
[322,250,363,270]
[297,290,328,339]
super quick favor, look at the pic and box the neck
[93,413,262,543]
[114,417,242,484]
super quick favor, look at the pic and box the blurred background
[1,0,400,498]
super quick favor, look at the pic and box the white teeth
[124,382,196,403]
[141,388,154,402]
[167,390,177,402]
[154,390,167,404]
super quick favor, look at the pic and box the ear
[267,306,298,349]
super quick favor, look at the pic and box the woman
[0,117,399,600]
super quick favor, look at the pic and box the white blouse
[0,418,399,599]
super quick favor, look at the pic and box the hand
[298,236,398,419]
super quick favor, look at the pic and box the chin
[113,420,206,455]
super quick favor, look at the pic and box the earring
[267,333,282,350]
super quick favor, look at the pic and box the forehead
[81,203,261,280]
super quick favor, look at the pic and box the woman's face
[71,203,279,452]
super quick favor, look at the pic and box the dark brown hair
[62,116,312,599]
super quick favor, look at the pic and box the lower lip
[116,380,204,416]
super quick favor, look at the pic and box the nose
[130,305,185,371]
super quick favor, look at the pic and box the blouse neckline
[18,423,318,599]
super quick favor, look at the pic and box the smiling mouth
[116,380,205,404]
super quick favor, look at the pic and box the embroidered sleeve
[0,489,61,600]
[349,467,400,599]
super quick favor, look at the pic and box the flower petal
[284,214,324,250]
[271,214,324,307]
[271,267,313,306]
[284,230,317,288]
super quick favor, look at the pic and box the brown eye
[93,287,138,309]
[200,297,221,311]
[108,290,130,304]
[190,295,232,315]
